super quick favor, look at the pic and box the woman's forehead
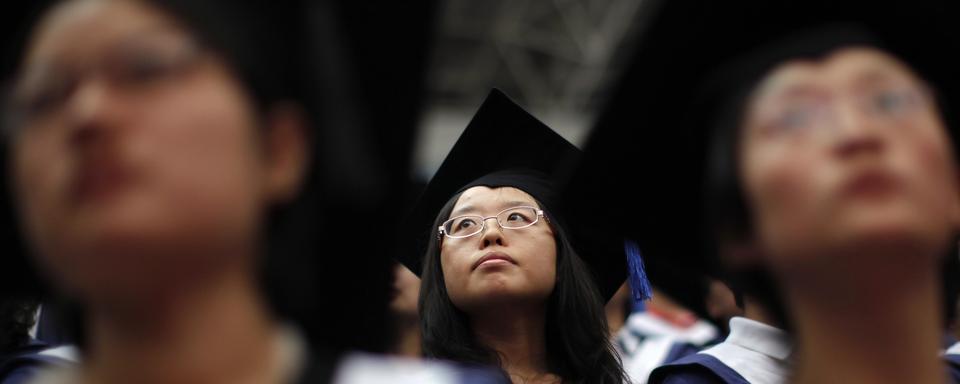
[26,0,178,66]
[750,47,918,102]
[451,186,539,215]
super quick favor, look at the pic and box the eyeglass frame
[750,79,936,137]
[437,205,547,240]
[4,30,209,135]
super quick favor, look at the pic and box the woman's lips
[70,156,135,204]
[472,251,517,270]
[841,168,901,199]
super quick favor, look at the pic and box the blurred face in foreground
[10,0,306,304]
[739,47,960,285]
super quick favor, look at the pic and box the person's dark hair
[418,191,626,384]
[702,80,791,325]
[146,0,310,113]
[0,297,39,354]
[3,0,312,120]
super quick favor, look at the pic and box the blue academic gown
[648,317,793,384]
[946,353,960,384]
[614,309,721,383]
[0,341,75,384]
[648,353,748,384]
[655,336,960,384]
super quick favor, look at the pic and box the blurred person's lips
[841,168,901,199]
[472,251,516,270]
[70,153,136,203]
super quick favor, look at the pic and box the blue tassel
[624,239,653,302]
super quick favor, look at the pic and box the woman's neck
[472,304,559,384]
[83,260,288,384]
[788,249,944,384]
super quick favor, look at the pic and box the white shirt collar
[945,340,960,356]
[725,316,793,361]
[701,317,793,384]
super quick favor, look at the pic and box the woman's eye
[457,219,476,229]
[113,52,180,84]
[775,107,816,131]
[21,87,66,115]
[871,89,916,115]
[14,75,75,120]
[507,213,529,222]
[110,39,199,86]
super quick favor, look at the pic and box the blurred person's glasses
[438,206,546,239]
[755,83,934,136]
[5,30,206,133]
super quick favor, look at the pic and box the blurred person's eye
[107,36,203,87]
[763,100,827,135]
[16,72,77,119]
[8,31,203,130]
[776,107,816,130]
[867,87,922,117]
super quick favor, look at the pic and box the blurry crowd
[3,1,960,384]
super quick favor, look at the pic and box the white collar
[701,317,793,384]
[946,341,960,356]
[724,316,793,361]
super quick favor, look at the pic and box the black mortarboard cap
[400,89,649,301]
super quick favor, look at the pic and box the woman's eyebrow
[850,65,908,89]
[498,200,536,209]
[753,78,820,105]
[450,205,475,217]
[450,200,536,217]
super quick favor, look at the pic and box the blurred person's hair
[0,297,39,353]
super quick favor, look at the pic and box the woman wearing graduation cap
[571,1,960,383]
[2,0,316,382]
[399,89,644,383]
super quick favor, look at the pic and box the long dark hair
[418,191,626,384]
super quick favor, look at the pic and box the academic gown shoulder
[0,342,75,384]
[648,353,749,384]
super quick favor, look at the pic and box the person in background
[609,280,725,384]
[389,263,422,358]
[401,89,639,384]
[4,0,314,382]
[563,1,960,383]
[0,298,77,384]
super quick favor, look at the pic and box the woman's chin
[454,281,552,311]
[831,205,952,256]
[768,206,951,281]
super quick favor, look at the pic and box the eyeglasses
[754,83,934,136]
[5,30,207,133]
[438,206,546,239]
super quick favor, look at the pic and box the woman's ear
[262,102,309,204]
